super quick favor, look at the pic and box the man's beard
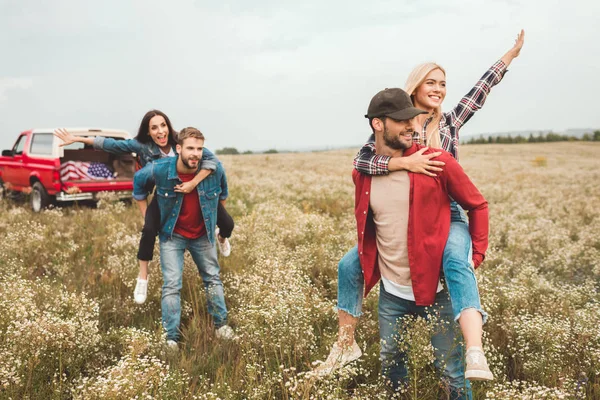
[181,154,200,170]
[383,125,413,150]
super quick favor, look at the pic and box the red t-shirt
[173,173,206,239]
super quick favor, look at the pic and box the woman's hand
[388,147,445,177]
[174,180,197,194]
[501,29,525,67]
[53,128,78,147]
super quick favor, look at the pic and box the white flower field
[1,142,599,399]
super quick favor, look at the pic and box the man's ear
[176,144,182,155]
[372,117,384,132]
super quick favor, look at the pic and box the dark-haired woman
[54,109,234,304]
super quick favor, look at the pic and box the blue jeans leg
[187,235,228,328]
[378,284,472,399]
[336,246,364,317]
[159,235,186,341]
[443,202,488,324]
[378,284,412,390]
[430,289,473,400]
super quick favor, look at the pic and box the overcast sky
[1,0,599,152]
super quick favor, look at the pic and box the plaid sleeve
[447,60,507,134]
[353,141,390,175]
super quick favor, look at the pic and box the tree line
[215,147,279,155]
[464,130,600,145]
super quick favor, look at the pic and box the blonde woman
[315,30,525,383]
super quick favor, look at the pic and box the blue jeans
[379,283,472,399]
[336,245,364,317]
[444,202,487,323]
[159,233,228,341]
[336,202,486,322]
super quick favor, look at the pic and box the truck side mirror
[2,150,13,157]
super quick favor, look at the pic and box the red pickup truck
[0,128,136,212]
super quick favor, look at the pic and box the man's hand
[174,180,196,194]
[389,147,445,177]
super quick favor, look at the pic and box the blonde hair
[404,63,446,149]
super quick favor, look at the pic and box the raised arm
[443,156,489,267]
[448,29,525,134]
[92,136,143,155]
[353,135,444,177]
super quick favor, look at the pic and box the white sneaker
[218,237,231,257]
[465,347,494,381]
[215,228,231,257]
[133,278,148,304]
[166,339,178,351]
[313,340,362,376]
[215,325,237,340]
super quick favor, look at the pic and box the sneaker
[313,340,362,376]
[166,339,178,351]
[133,278,148,304]
[215,325,237,340]
[465,347,494,381]
[215,228,231,257]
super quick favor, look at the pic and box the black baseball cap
[365,88,427,120]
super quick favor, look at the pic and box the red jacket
[353,143,488,306]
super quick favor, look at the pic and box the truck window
[13,135,26,155]
[30,133,54,155]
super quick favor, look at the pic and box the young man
[133,127,235,346]
[355,88,488,397]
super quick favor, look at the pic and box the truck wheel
[31,182,51,212]
[0,178,5,199]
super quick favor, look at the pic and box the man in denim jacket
[133,127,235,346]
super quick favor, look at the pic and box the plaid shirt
[354,60,507,175]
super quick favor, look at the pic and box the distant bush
[532,156,548,167]
[216,147,239,155]
[263,149,278,154]
[242,150,254,155]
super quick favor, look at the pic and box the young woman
[315,30,525,381]
[54,110,235,304]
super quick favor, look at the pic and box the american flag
[60,161,115,181]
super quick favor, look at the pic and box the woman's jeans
[337,201,487,323]
[137,196,235,261]
[159,233,228,341]
[379,283,472,399]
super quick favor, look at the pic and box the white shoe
[133,278,148,304]
[166,339,178,351]
[313,340,362,376]
[215,228,231,257]
[215,325,237,340]
[465,347,494,381]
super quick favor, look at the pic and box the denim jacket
[93,136,218,170]
[132,156,228,245]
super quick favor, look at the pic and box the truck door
[2,134,28,190]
